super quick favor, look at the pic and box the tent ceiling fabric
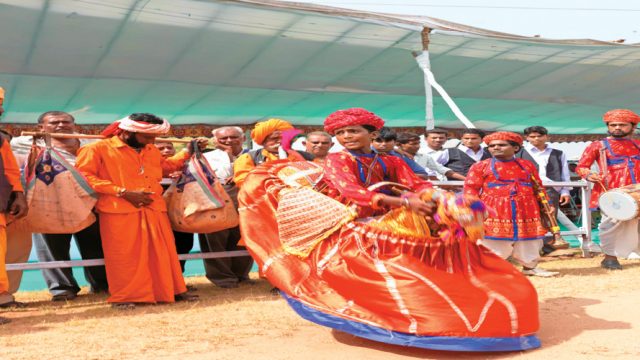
[0,0,639,134]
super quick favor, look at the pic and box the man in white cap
[76,113,205,309]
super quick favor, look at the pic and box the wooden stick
[21,131,195,144]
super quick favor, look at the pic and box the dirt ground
[1,255,639,360]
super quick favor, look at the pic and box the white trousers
[481,239,543,268]
[598,213,640,258]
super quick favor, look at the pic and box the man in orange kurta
[1,86,29,324]
[75,113,201,309]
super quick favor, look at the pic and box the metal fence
[5,180,597,271]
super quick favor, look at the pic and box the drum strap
[602,139,640,184]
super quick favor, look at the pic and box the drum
[598,184,640,221]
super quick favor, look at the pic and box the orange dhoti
[99,209,186,303]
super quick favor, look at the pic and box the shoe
[626,252,640,260]
[522,268,559,277]
[601,258,623,270]
[175,293,199,302]
[0,316,11,325]
[186,284,198,292]
[111,302,136,310]
[51,293,77,302]
[0,301,27,309]
[270,287,280,295]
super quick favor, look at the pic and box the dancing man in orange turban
[233,118,313,187]
[576,109,640,270]
[75,113,203,309]
[464,131,558,277]
[238,109,541,352]
[0,87,29,324]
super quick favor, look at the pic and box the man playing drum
[576,109,640,270]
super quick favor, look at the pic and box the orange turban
[484,131,523,146]
[603,109,640,124]
[0,86,5,106]
[251,118,293,145]
[324,108,384,135]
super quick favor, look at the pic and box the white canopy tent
[1,0,639,134]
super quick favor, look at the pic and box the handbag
[164,142,238,233]
[12,136,97,233]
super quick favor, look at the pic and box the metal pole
[6,250,251,271]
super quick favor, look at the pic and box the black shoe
[270,287,280,295]
[601,258,623,270]
[51,293,77,302]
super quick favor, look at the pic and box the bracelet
[116,188,127,197]
[402,197,410,208]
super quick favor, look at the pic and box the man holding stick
[464,131,558,277]
[75,113,204,309]
[11,111,109,301]
[576,109,640,270]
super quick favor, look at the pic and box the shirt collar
[525,143,549,153]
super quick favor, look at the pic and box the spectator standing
[201,126,254,288]
[444,128,491,177]
[75,113,201,309]
[517,126,571,254]
[10,111,109,301]
[303,131,333,163]
[155,141,194,274]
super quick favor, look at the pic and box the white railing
[5,180,597,271]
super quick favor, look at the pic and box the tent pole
[414,28,476,129]
[421,28,435,130]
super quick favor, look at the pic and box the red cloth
[464,158,547,241]
[603,109,640,124]
[322,151,431,217]
[483,131,523,146]
[324,108,384,135]
[576,138,640,209]
[238,161,539,339]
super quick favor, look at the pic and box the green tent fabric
[1,0,639,133]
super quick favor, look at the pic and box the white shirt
[10,135,93,166]
[414,152,452,180]
[456,144,486,163]
[203,149,246,185]
[416,146,449,177]
[523,143,570,196]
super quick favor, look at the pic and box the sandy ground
[1,255,639,360]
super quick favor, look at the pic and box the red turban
[280,128,304,152]
[603,109,640,124]
[251,118,293,145]
[484,131,523,146]
[324,108,385,135]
